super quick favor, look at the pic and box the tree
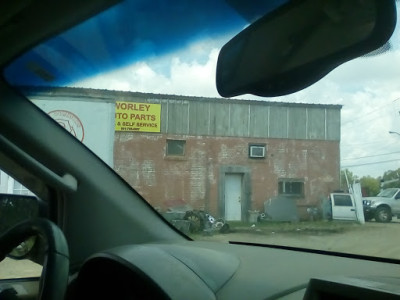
[339,168,400,196]
[381,168,400,188]
[360,176,380,196]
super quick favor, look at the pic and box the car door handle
[350,209,355,211]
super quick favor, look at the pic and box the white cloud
[74,31,400,179]
[73,47,220,97]
[306,50,400,178]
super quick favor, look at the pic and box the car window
[0,170,42,279]
[3,0,400,261]
[332,195,353,207]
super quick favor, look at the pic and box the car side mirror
[216,0,397,97]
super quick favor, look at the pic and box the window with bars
[278,179,304,197]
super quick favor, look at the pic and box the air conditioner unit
[249,145,265,158]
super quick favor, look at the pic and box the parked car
[363,188,400,222]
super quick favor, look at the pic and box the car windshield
[377,188,398,198]
[2,0,400,260]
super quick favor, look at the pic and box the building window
[249,144,266,158]
[166,139,186,156]
[278,179,304,196]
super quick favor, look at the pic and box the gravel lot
[0,258,42,279]
[194,220,400,260]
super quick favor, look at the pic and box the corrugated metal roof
[21,86,342,110]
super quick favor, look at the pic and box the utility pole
[344,169,352,193]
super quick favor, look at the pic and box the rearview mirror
[217,0,396,97]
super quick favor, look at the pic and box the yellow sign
[115,101,161,132]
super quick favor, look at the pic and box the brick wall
[114,132,339,219]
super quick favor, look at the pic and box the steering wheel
[0,218,69,300]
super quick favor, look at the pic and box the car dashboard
[65,241,400,300]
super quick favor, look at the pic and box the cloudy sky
[74,6,400,180]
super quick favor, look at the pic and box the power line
[341,139,392,147]
[340,138,398,148]
[342,159,400,168]
[370,140,400,156]
[341,134,400,151]
[342,110,390,127]
[341,151,400,161]
[342,97,400,127]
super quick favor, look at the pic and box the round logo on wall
[48,110,85,142]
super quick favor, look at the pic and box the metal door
[225,174,242,221]
[331,193,358,221]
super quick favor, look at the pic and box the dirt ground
[0,258,42,279]
[193,219,400,260]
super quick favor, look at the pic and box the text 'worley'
[116,102,151,112]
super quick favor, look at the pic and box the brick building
[23,87,341,221]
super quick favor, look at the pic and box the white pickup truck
[362,188,400,222]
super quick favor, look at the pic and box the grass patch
[227,220,362,235]
[186,220,367,239]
